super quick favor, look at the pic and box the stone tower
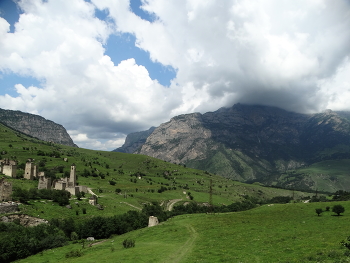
[148,216,159,227]
[0,178,12,201]
[24,161,35,180]
[1,159,17,178]
[69,163,76,187]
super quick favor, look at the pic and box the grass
[0,122,311,221]
[18,201,350,263]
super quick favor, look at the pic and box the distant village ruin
[0,159,97,209]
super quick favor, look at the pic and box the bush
[122,239,135,248]
[332,205,345,216]
[109,181,116,186]
[315,208,323,216]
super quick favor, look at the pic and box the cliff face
[113,127,156,154]
[135,104,350,188]
[0,108,77,147]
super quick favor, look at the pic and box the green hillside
[18,201,350,263]
[0,122,310,221]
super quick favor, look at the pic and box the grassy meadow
[18,201,350,263]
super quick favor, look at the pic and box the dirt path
[166,199,182,211]
[164,223,198,263]
[90,239,107,247]
[87,188,97,196]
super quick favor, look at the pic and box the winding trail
[166,199,183,211]
[87,188,97,196]
[164,223,198,263]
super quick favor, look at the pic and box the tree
[332,205,345,216]
[315,208,323,216]
[76,192,82,200]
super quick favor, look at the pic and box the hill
[115,104,350,192]
[18,201,350,263]
[0,122,309,220]
[0,108,76,147]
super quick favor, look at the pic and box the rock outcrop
[0,214,48,227]
[0,108,77,147]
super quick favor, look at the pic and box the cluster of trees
[171,198,257,216]
[37,150,61,158]
[12,188,70,206]
[0,222,66,263]
[316,204,345,216]
[333,190,350,201]
[80,168,106,178]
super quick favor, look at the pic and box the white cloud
[0,0,350,150]
[99,0,350,113]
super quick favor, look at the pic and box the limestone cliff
[0,108,77,147]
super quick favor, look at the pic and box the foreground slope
[20,201,350,263]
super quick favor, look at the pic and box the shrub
[332,205,345,216]
[315,208,323,216]
[122,239,135,248]
[109,180,116,186]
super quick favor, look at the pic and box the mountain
[0,108,77,147]
[113,126,156,153]
[125,104,350,192]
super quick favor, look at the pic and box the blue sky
[0,0,349,150]
[0,0,175,97]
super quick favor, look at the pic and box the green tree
[332,205,345,216]
[315,208,323,216]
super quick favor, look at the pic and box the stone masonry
[0,159,17,178]
[0,178,12,201]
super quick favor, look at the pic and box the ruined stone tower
[69,163,76,187]
[0,159,17,178]
[148,216,159,227]
[0,178,12,201]
[24,161,36,180]
[38,175,51,190]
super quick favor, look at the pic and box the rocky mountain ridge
[117,104,350,190]
[0,108,77,147]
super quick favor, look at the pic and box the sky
[0,0,349,151]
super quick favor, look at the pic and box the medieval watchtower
[69,163,76,187]
[24,160,36,180]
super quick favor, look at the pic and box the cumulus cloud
[98,0,350,114]
[0,0,350,150]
